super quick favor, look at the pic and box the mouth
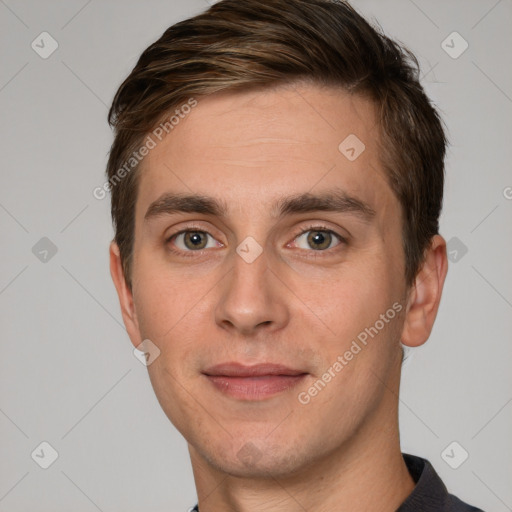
[202,363,308,401]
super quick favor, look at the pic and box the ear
[401,235,448,347]
[109,241,143,349]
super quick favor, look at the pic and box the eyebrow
[144,188,376,223]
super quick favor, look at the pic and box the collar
[398,453,483,511]
[397,453,450,511]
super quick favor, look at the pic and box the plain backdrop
[1,0,511,511]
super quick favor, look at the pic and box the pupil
[308,231,330,250]
[185,232,206,249]
[313,233,324,244]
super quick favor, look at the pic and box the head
[108,0,448,478]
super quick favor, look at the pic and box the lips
[203,363,308,400]
[204,362,306,377]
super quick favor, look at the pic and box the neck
[189,388,415,512]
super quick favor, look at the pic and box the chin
[197,438,307,479]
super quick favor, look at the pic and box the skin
[110,81,448,512]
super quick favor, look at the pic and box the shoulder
[399,453,486,512]
[446,494,486,512]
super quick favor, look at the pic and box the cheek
[296,276,404,424]
[131,242,206,335]
[293,262,397,344]
[131,259,216,381]
[131,269,188,347]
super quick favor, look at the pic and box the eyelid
[288,224,347,250]
[165,223,222,243]
[165,230,220,259]
[165,222,347,255]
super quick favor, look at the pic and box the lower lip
[205,374,307,400]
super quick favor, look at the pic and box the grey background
[1,0,511,510]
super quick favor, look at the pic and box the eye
[293,228,343,251]
[171,230,219,251]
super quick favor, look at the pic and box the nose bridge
[214,241,288,334]
[229,244,272,312]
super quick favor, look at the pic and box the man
[106,0,484,510]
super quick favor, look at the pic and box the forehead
[136,82,393,220]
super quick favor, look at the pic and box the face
[116,82,414,477]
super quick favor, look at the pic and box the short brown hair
[106,0,447,289]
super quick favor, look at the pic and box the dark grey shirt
[191,453,484,511]
[397,453,484,511]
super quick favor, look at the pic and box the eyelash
[165,226,217,259]
[291,224,346,256]
[165,224,346,257]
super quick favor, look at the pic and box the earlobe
[401,235,448,348]
[109,241,142,348]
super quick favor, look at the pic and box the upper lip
[203,363,307,377]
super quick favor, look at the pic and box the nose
[214,245,289,337]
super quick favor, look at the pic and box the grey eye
[174,231,216,251]
[295,230,340,251]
